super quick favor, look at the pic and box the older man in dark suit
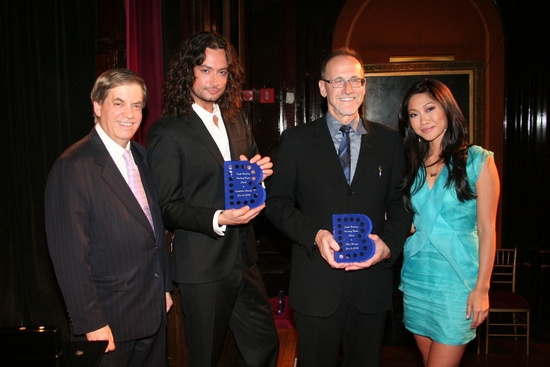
[264,48,413,367]
[45,68,172,367]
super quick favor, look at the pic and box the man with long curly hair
[146,31,279,367]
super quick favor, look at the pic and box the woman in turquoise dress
[397,79,500,366]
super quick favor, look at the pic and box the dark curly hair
[162,31,244,122]
[398,78,475,213]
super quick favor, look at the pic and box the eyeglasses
[322,77,366,88]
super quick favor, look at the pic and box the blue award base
[224,160,266,209]
[333,214,375,263]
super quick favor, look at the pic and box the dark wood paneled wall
[497,0,550,341]
[499,0,549,251]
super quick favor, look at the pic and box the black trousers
[294,273,388,367]
[96,321,167,367]
[178,254,279,367]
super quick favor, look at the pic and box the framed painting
[363,60,483,144]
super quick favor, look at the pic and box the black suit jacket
[45,128,171,342]
[265,116,412,316]
[146,112,259,284]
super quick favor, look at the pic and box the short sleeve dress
[398,145,493,345]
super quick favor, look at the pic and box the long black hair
[162,31,244,121]
[398,78,475,212]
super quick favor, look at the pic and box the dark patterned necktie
[338,124,351,184]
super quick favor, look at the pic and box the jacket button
[154,272,160,278]
[347,189,355,195]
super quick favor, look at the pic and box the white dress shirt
[192,103,230,235]
[95,123,133,182]
[192,103,231,160]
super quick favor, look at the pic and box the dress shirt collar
[191,103,231,161]
[95,123,132,180]
[95,123,131,157]
[326,112,367,137]
[192,103,222,124]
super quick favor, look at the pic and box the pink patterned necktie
[123,150,154,232]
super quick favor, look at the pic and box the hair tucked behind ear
[397,78,475,213]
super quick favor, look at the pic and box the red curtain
[125,0,164,145]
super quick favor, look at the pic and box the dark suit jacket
[146,112,259,284]
[45,128,172,342]
[265,116,412,316]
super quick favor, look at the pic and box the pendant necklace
[428,165,442,177]
[426,160,443,177]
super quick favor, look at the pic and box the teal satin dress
[399,145,492,345]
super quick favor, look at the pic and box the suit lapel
[188,112,225,167]
[314,117,349,185]
[89,129,155,237]
[352,119,377,185]
[225,113,246,160]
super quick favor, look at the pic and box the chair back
[491,248,518,293]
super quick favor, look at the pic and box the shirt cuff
[213,210,226,236]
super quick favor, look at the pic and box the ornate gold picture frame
[363,60,483,144]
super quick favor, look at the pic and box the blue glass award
[224,161,266,209]
[333,214,375,263]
